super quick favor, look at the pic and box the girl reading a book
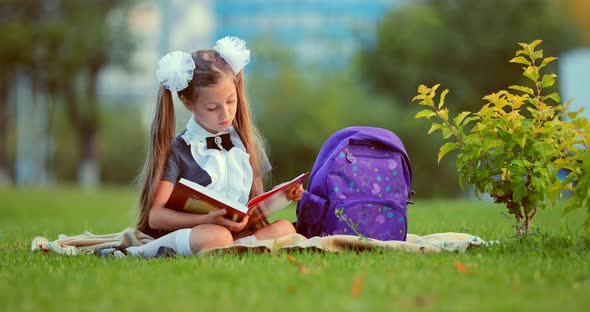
[127,37,302,258]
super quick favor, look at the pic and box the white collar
[181,115,230,145]
[179,114,252,205]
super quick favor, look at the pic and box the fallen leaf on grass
[287,255,307,274]
[398,295,436,307]
[351,273,365,298]
[414,295,435,306]
[287,285,297,294]
[454,261,469,273]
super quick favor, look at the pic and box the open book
[166,172,309,236]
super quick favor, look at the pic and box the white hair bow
[155,51,196,92]
[214,36,251,75]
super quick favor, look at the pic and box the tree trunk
[0,76,11,185]
[77,67,100,187]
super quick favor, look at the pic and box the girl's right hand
[206,209,249,232]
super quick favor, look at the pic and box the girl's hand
[206,209,249,232]
[286,183,304,201]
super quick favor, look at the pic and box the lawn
[0,186,588,311]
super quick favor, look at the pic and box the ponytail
[136,85,175,232]
[233,71,265,198]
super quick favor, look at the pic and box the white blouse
[180,115,253,205]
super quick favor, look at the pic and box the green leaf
[427,123,441,134]
[542,93,560,104]
[512,180,527,203]
[562,200,576,216]
[538,74,556,89]
[461,116,477,126]
[508,85,534,95]
[523,66,540,82]
[453,111,471,127]
[414,109,436,119]
[540,56,558,69]
[441,126,453,139]
[509,56,531,65]
[438,142,458,163]
[519,135,527,149]
[532,50,543,61]
[566,107,585,119]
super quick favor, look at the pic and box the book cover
[166,178,249,222]
[165,172,309,227]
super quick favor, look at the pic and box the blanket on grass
[31,228,490,256]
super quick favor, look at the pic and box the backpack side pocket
[295,190,328,238]
[327,199,407,241]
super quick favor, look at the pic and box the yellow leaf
[438,142,458,163]
[417,84,428,95]
[530,39,543,47]
[429,84,440,99]
[428,123,441,134]
[509,56,531,65]
[439,108,449,121]
[540,56,558,68]
[508,85,534,95]
[438,89,449,109]
[351,273,365,298]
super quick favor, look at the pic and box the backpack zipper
[346,152,356,164]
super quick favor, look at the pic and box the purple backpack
[295,126,413,241]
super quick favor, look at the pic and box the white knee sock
[126,228,193,258]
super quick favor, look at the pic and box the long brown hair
[136,49,266,232]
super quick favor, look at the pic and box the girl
[127,37,301,258]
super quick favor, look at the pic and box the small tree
[552,107,590,230]
[413,40,588,235]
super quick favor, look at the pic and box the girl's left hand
[286,183,304,201]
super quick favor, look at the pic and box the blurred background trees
[0,0,586,199]
[0,0,135,187]
[356,0,583,197]
[358,0,581,113]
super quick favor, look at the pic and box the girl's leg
[253,219,296,240]
[126,224,232,258]
[189,224,233,251]
[126,228,193,258]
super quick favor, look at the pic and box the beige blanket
[31,228,491,256]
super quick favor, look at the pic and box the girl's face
[190,75,237,134]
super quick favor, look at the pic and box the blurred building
[560,49,590,120]
[214,0,404,67]
[99,0,214,105]
[98,0,404,109]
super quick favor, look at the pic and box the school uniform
[143,115,255,239]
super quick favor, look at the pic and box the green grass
[1,186,589,311]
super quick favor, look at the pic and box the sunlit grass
[0,186,588,311]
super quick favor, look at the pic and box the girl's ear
[179,95,193,111]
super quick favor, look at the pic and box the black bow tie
[206,133,234,151]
